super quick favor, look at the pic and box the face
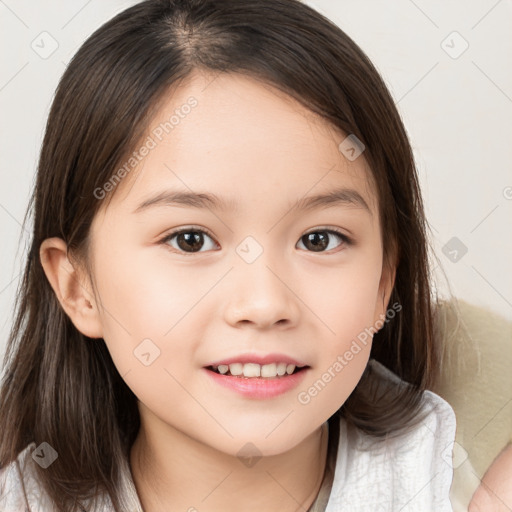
[82,71,394,456]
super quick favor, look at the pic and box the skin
[40,71,395,512]
[469,443,512,512]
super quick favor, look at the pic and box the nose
[223,258,300,330]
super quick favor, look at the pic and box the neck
[130,416,330,512]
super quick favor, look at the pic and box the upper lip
[205,353,309,368]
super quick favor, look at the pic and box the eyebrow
[132,187,372,215]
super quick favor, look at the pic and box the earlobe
[39,237,103,339]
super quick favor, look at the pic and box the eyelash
[158,226,353,256]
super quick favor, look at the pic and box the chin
[203,424,315,460]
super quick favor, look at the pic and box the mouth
[205,362,309,379]
[203,360,310,398]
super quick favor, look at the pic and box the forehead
[98,71,377,220]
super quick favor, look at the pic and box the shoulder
[0,443,123,512]
[325,359,457,512]
[0,442,140,512]
[0,441,57,512]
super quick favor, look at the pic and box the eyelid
[165,225,217,240]
[303,226,353,244]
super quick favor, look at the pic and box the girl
[0,0,456,511]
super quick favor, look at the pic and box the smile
[204,364,310,399]
[208,362,306,378]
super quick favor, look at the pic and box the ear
[39,237,103,339]
[373,258,397,325]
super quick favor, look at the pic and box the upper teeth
[214,362,298,378]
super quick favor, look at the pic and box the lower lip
[203,367,309,399]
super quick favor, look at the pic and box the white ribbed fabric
[0,359,456,512]
[324,361,456,512]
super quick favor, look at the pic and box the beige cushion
[431,298,512,510]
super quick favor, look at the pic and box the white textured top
[324,361,457,512]
[0,360,456,512]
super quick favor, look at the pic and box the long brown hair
[0,0,440,510]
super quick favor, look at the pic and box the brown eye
[297,230,350,253]
[175,231,204,252]
[161,227,351,256]
[161,228,218,254]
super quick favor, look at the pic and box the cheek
[95,237,203,328]
[310,252,383,346]
[91,244,204,378]
[295,252,383,413]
